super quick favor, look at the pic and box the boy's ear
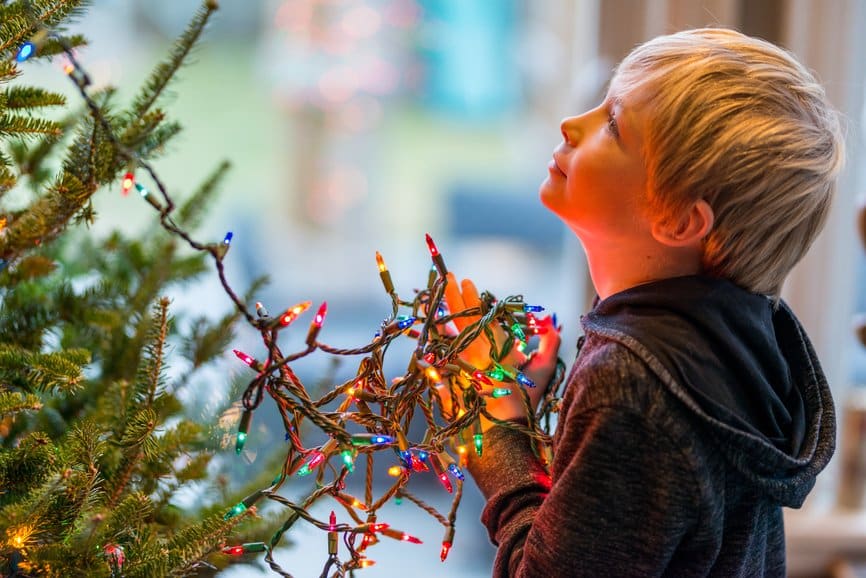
[651,199,715,247]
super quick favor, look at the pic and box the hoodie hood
[581,275,835,507]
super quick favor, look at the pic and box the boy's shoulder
[559,333,716,463]
[565,333,678,420]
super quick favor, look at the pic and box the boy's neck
[584,240,703,301]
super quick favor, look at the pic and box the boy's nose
[560,116,580,146]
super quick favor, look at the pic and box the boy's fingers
[525,318,561,370]
[535,327,562,361]
[460,278,481,307]
[443,273,469,330]
[462,277,513,347]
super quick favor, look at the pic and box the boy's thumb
[536,316,561,355]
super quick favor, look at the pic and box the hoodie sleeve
[468,404,700,577]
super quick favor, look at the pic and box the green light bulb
[473,434,483,457]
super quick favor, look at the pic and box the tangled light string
[33,5,566,576]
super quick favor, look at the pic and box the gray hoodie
[468,275,835,577]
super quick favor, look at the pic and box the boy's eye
[607,114,620,138]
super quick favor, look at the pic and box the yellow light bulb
[9,525,32,549]
[375,251,387,273]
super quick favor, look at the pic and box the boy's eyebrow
[612,95,644,154]
[611,96,631,142]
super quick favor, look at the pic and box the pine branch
[135,118,182,160]
[167,513,247,577]
[28,32,86,58]
[106,406,159,508]
[0,0,88,54]
[177,253,211,282]
[128,1,218,121]
[95,491,153,545]
[8,115,70,189]
[0,59,21,85]
[116,408,159,452]
[141,420,208,497]
[0,163,16,196]
[65,419,105,473]
[119,511,249,578]
[118,108,165,149]
[0,432,56,504]
[0,113,63,138]
[0,390,43,416]
[25,453,103,545]
[3,85,65,110]
[0,171,92,262]
[175,274,267,389]
[0,144,22,202]
[174,451,210,483]
[62,95,117,186]
[183,315,236,371]
[27,0,89,31]
[175,159,230,229]
[3,253,56,281]
[137,297,171,407]
[0,344,90,393]
[0,280,56,350]
[0,12,33,54]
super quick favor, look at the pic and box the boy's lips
[549,157,566,176]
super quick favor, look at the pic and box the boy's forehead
[606,72,647,105]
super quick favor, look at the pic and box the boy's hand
[442,273,561,431]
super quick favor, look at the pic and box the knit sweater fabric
[467,275,836,577]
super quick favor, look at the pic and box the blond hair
[613,27,844,298]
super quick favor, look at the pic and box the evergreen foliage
[0,1,264,575]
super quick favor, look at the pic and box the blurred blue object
[447,182,564,253]
[417,0,521,120]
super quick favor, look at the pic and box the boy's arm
[469,405,699,577]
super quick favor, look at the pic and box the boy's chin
[538,179,559,212]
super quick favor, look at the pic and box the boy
[444,27,842,577]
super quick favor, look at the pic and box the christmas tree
[1,1,566,576]
[0,1,267,576]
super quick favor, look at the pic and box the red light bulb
[278,300,312,327]
[314,302,327,326]
[305,301,328,345]
[232,349,255,367]
[440,541,452,561]
[425,233,439,256]
[121,172,134,196]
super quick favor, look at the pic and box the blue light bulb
[16,42,35,62]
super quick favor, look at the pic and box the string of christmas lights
[19,5,568,575]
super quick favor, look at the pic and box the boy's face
[539,80,652,245]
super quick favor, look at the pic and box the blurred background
[17,0,866,576]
